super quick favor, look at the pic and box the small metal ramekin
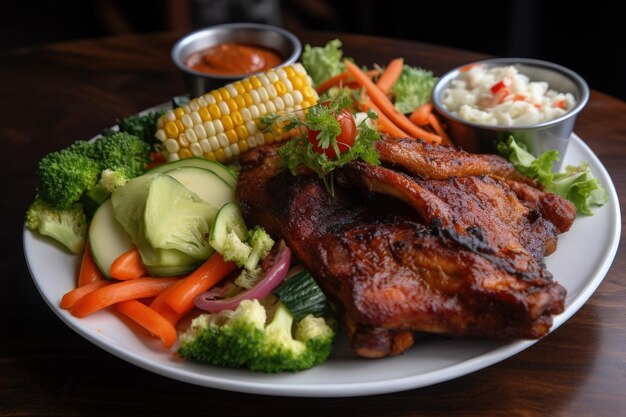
[432,58,589,170]
[171,23,302,97]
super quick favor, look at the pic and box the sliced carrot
[61,280,111,310]
[114,300,178,348]
[376,58,404,95]
[428,113,453,146]
[78,239,105,286]
[409,102,434,127]
[70,277,179,318]
[150,279,188,325]
[360,98,410,138]
[344,60,442,144]
[164,252,236,314]
[109,246,147,280]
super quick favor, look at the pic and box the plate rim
[23,132,621,397]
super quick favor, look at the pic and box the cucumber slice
[89,199,133,278]
[272,270,331,321]
[144,174,217,260]
[164,167,235,209]
[111,173,202,276]
[147,157,237,189]
[208,202,248,254]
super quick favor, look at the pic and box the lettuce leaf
[391,66,438,114]
[497,137,608,215]
[301,39,347,86]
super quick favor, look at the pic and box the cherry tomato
[307,108,357,159]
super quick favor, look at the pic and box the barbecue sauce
[185,43,283,75]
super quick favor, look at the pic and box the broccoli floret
[90,132,151,178]
[234,267,264,290]
[178,299,335,373]
[222,230,253,266]
[98,168,132,193]
[116,111,165,145]
[25,198,87,254]
[36,149,100,209]
[244,226,275,271]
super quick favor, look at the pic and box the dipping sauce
[185,43,283,76]
[442,64,576,126]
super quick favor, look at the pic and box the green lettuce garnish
[497,137,608,215]
[391,65,438,114]
[301,39,348,86]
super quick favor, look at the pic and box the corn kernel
[284,66,296,78]
[255,132,265,145]
[274,81,286,96]
[242,79,253,91]
[283,94,294,108]
[190,111,202,125]
[250,76,261,89]
[199,138,211,153]
[245,120,257,134]
[250,90,261,104]
[203,121,216,137]
[258,86,269,102]
[248,105,260,119]
[189,101,200,112]
[194,124,207,139]
[179,148,193,159]
[231,111,243,126]
[242,93,253,107]
[165,121,179,138]
[266,83,277,98]
[266,70,278,83]
[190,142,203,156]
[174,107,185,119]
[203,93,216,104]
[301,100,312,108]
[229,143,240,157]
[178,133,189,147]
[264,132,274,144]
[181,105,191,114]
[208,103,221,119]
[235,95,246,109]
[223,146,233,160]
[215,148,227,163]
[216,132,229,148]
[290,76,303,90]
[155,128,167,142]
[238,139,249,153]
[249,135,259,148]
[273,96,285,111]
[258,74,269,85]
[185,128,197,142]
[165,109,176,122]
[174,119,184,133]
[218,101,230,116]
[197,97,208,107]
[213,119,224,134]
[226,129,238,144]
[208,135,219,151]
[218,87,230,100]
[226,84,238,97]
[240,107,252,122]
[303,86,315,99]
[198,107,211,121]
[234,81,246,95]
[165,138,179,152]
[222,115,234,131]
[210,90,222,103]
[181,114,193,128]
[235,125,248,140]
[203,151,216,161]
[225,98,238,113]
[167,152,180,162]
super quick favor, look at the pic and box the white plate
[23,133,620,397]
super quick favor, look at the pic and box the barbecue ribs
[237,137,575,358]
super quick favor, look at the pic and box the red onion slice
[194,240,291,313]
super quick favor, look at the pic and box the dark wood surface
[2,31,625,417]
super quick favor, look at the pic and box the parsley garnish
[261,95,381,196]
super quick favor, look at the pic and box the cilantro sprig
[261,95,381,196]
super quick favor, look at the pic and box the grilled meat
[237,138,574,358]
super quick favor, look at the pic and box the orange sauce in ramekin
[185,43,283,76]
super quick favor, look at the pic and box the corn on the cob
[155,63,319,163]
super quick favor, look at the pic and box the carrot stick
[114,300,178,348]
[376,58,404,95]
[78,240,105,286]
[164,252,236,314]
[150,279,188,325]
[427,113,454,146]
[344,60,442,144]
[360,98,410,138]
[315,71,350,94]
[109,246,147,280]
[61,280,111,310]
[71,277,179,318]
[409,102,434,127]
[315,69,380,94]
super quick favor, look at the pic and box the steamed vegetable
[178,299,335,373]
[497,137,608,214]
[25,198,87,253]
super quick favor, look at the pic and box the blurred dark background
[4,0,624,100]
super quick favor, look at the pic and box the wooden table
[2,31,625,417]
